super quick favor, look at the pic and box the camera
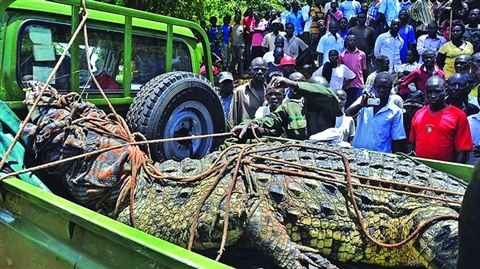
[367,97,380,106]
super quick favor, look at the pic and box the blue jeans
[222,43,230,69]
[345,87,363,109]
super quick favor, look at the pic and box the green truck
[0,0,229,268]
[0,1,475,269]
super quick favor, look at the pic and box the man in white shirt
[374,18,404,73]
[262,20,286,53]
[263,35,286,64]
[316,20,344,66]
[416,21,446,63]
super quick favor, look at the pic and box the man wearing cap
[231,76,341,140]
[262,19,286,53]
[218,71,234,118]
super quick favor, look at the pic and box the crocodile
[19,82,466,269]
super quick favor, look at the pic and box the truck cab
[0,0,214,115]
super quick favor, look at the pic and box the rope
[0,0,90,173]
[170,143,462,254]
[0,131,233,182]
[0,0,462,258]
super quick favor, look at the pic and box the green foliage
[96,0,284,23]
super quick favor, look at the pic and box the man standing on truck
[231,76,341,140]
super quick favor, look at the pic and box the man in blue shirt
[339,0,362,21]
[378,0,400,31]
[345,72,406,153]
[285,1,304,37]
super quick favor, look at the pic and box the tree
[98,0,283,22]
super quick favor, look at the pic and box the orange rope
[0,0,90,173]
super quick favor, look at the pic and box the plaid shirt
[367,1,380,25]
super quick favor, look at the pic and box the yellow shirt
[438,41,474,79]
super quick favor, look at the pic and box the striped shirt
[367,1,380,25]
[407,0,433,32]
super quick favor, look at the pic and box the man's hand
[231,123,265,140]
[269,76,299,91]
[360,92,376,107]
[231,124,251,139]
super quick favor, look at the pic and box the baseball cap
[218,71,233,83]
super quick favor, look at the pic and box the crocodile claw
[301,251,338,269]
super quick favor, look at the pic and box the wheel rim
[162,100,215,160]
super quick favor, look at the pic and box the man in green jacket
[231,76,341,140]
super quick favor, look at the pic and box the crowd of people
[202,0,480,164]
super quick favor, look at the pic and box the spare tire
[126,71,226,162]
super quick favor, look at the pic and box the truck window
[18,21,193,94]
[18,22,125,92]
[129,35,193,91]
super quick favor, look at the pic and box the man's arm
[342,77,356,89]
[373,35,382,57]
[436,53,446,69]
[261,34,270,52]
[409,142,416,154]
[317,53,324,66]
[296,39,310,64]
[345,93,368,116]
[316,36,324,65]
[453,112,474,163]
[416,36,426,56]
[379,13,388,31]
[390,109,407,153]
[455,151,469,164]
[398,69,418,93]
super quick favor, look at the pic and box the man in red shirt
[398,49,445,101]
[409,76,472,163]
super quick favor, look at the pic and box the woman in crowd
[437,23,475,79]
[312,49,355,90]
[250,12,267,60]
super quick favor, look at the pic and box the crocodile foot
[245,200,338,269]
